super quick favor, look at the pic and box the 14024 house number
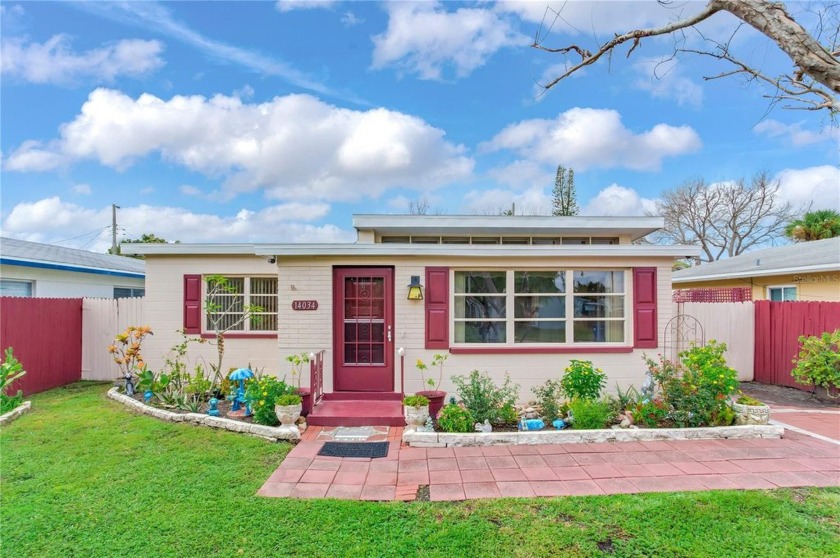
[291,300,318,311]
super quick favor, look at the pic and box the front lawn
[1,383,838,558]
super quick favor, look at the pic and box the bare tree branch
[533,0,840,114]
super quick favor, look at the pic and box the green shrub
[497,402,519,425]
[436,404,474,433]
[791,330,840,396]
[631,399,669,428]
[275,393,302,406]
[643,340,739,427]
[569,399,612,430]
[185,366,212,396]
[403,395,429,408]
[451,370,519,424]
[561,360,606,400]
[245,376,294,426]
[532,378,564,422]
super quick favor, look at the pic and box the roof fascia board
[253,244,701,258]
[0,258,145,279]
[120,243,258,256]
[673,263,840,283]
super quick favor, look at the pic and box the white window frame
[767,285,797,301]
[114,286,145,299]
[451,269,630,347]
[203,276,278,333]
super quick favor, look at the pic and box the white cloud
[1,35,164,85]
[372,2,528,80]
[498,0,675,33]
[581,184,658,216]
[275,0,336,12]
[482,107,701,171]
[487,160,553,190]
[4,88,473,202]
[341,11,363,27]
[179,185,202,196]
[72,183,92,195]
[775,166,840,211]
[753,119,837,147]
[0,197,352,252]
[632,56,703,107]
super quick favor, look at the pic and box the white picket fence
[82,297,145,381]
[672,301,755,381]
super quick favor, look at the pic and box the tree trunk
[714,0,840,93]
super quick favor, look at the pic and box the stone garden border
[0,400,32,427]
[403,424,784,448]
[107,387,300,441]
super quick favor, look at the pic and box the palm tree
[784,209,840,242]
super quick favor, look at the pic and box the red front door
[333,267,395,392]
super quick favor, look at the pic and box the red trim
[632,267,658,349]
[200,333,277,339]
[183,274,202,334]
[425,267,449,349]
[449,346,634,355]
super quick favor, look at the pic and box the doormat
[318,441,389,459]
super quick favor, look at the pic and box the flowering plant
[245,375,294,426]
[560,360,606,400]
[108,326,153,380]
[415,353,448,392]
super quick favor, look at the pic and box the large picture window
[205,276,278,332]
[454,270,627,345]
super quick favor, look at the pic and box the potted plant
[285,352,312,416]
[403,394,430,427]
[274,393,303,426]
[732,394,770,425]
[416,353,448,419]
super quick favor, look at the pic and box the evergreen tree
[552,165,579,216]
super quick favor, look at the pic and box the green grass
[2,383,839,558]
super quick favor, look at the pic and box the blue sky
[1,0,837,252]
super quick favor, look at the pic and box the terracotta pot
[733,402,770,425]
[417,390,446,419]
[296,387,312,417]
[275,403,302,426]
[404,404,430,427]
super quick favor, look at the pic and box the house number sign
[291,300,319,311]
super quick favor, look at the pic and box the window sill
[200,333,278,339]
[448,346,634,355]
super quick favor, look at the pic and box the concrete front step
[307,399,405,426]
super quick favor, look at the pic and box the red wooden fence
[754,300,840,391]
[0,297,83,396]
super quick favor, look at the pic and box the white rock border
[0,400,31,427]
[403,424,784,447]
[107,387,300,441]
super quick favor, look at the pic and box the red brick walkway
[258,423,840,501]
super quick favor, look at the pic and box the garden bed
[402,423,784,447]
[107,388,299,441]
[0,400,31,427]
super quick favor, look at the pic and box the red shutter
[425,267,449,349]
[183,274,202,334]
[633,267,658,348]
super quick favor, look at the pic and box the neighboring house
[0,237,145,298]
[123,214,698,425]
[672,237,840,302]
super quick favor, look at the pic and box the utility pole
[111,204,120,254]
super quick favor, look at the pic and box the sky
[1,0,838,253]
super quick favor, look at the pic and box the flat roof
[353,215,664,240]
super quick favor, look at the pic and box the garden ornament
[229,368,255,416]
[525,418,545,430]
[123,372,135,396]
[207,398,220,417]
[143,390,153,402]
[552,419,567,430]
[640,370,655,403]
[474,419,492,433]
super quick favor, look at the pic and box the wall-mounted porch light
[407,276,424,300]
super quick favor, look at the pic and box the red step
[307,398,404,427]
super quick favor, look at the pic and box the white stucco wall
[141,253,674,402]
[0,263,145,298]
